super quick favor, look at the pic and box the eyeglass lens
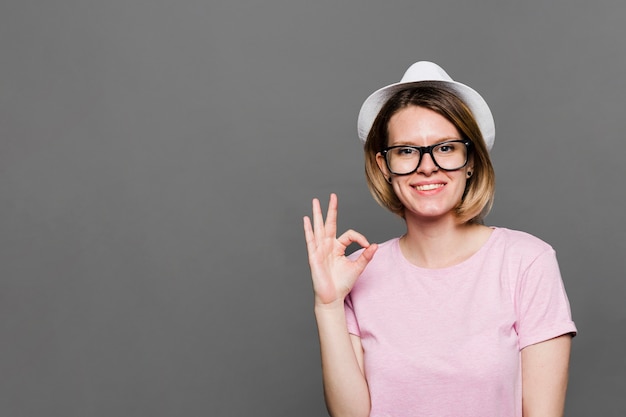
[386,141,468,174]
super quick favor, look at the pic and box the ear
[466,155,475,178]
[376,152,391,182]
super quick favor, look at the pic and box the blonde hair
[364,85,495,224]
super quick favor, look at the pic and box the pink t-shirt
[345,227,577,417]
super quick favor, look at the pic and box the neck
[400,213,488,269]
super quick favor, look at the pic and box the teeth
[414,183,444,191]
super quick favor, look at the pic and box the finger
[311,198,325,241]
[337,229,371,250]
[303,216,316,253]
[324,193,338,237]
[312,198,324,245]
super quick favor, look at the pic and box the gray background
[1,0,624,416]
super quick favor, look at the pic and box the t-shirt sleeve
[344,294,361,337]
[515,248,577,350]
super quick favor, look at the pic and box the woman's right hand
[303,193,378,307]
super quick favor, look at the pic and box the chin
[406,207,456,221]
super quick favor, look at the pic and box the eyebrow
[388,137,462,146]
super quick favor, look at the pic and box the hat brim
[357,71,495,150]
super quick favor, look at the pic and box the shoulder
[348,237,402,286]
[348,237,403,296]
[490,227,555,256]
[483,227,559,275]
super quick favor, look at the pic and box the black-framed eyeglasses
[381,139,472,175]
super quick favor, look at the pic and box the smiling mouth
[414,183,445,191]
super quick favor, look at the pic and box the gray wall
[1,0,624,416]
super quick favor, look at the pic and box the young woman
[303,61,576,417]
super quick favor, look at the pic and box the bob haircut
[364,85,495,224]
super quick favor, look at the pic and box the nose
[416,151,438,175]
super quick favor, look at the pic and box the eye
[395,147,417,156]
[435,142,458,154]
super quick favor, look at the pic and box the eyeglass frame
[380,139,473,175]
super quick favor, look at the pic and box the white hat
[357,61,495,150]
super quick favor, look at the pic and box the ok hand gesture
[303,194,378,308]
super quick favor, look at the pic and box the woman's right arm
[315,304,369,417]
[303,194,377,417]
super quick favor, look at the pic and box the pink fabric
[345,227,576,417]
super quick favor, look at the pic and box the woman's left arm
[521,333,573,417]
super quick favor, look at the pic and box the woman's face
[376,105,473,222]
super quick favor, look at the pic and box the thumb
[353,243,378,271]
